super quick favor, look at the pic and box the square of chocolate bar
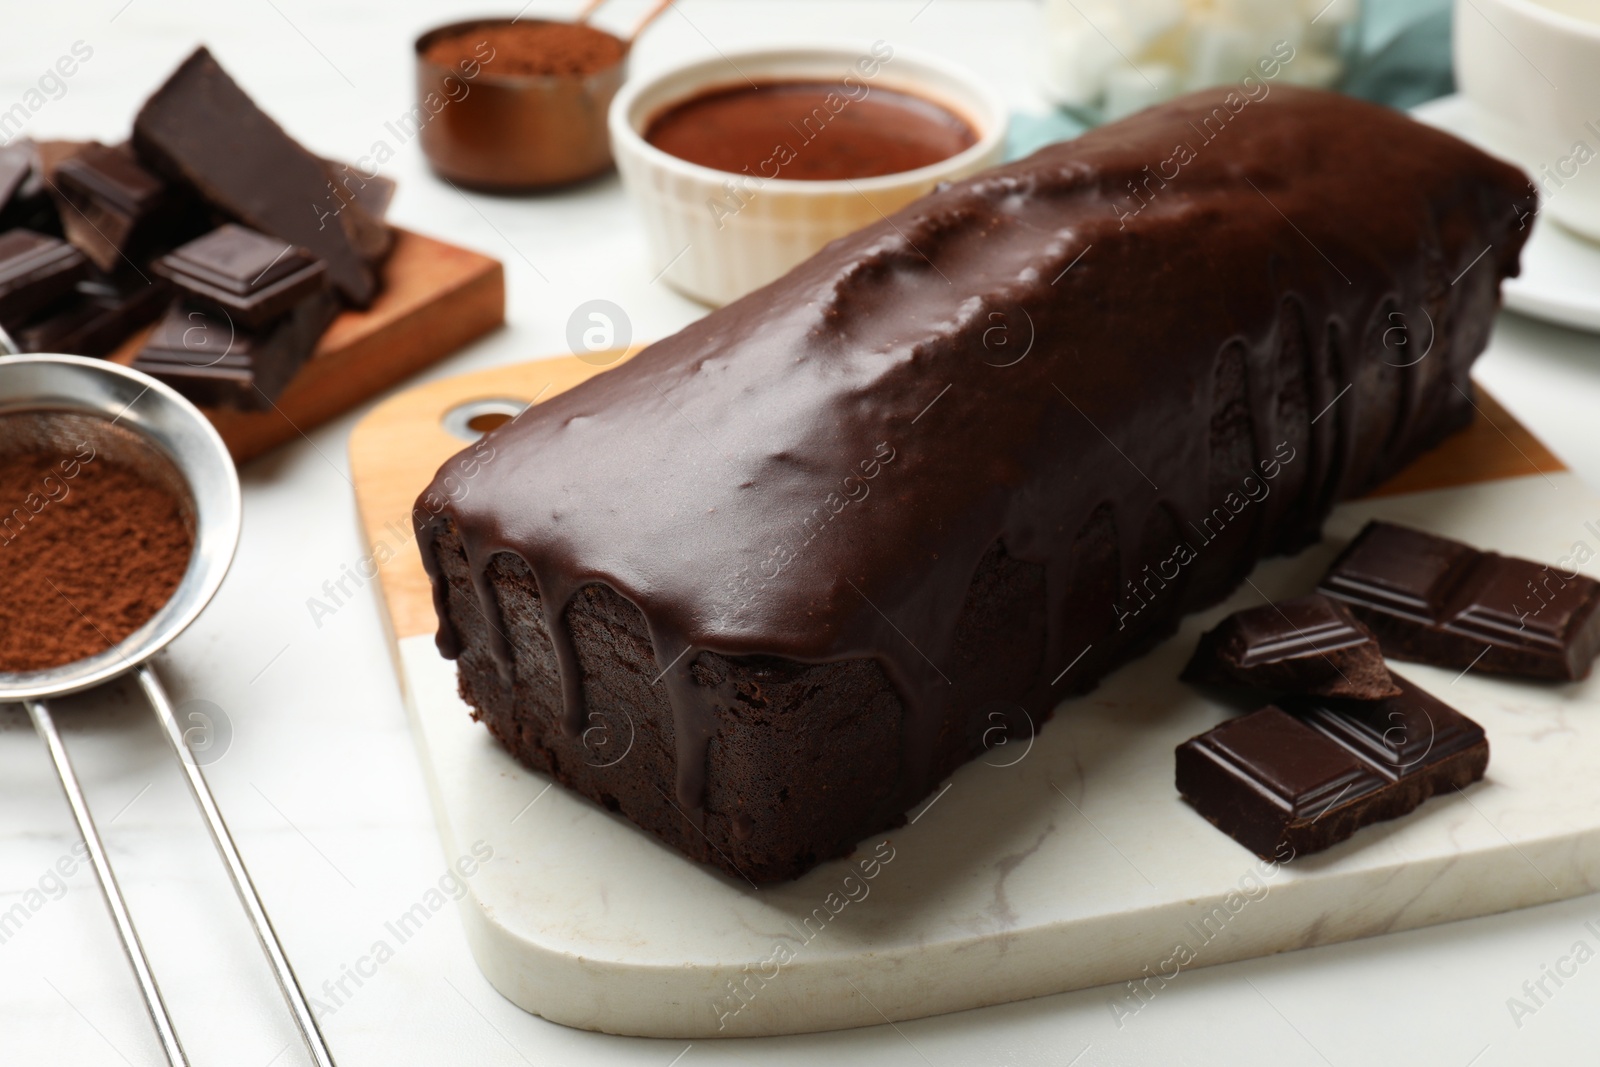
[16,272,171,357]
[0,229,90,325]
[131,291,337,411]
[1281,672,1489,786]
[153,225,327,329]
[1182,593,1399,699]
[52,143,175,271]
[1320,521,1600,680]
[1176,706,1388,859]
[1321,522,1477,623]
[1177,677,1489,858]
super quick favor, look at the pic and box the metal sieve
[0,344,335,1067]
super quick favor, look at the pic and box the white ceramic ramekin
[609,42,1009,307]
[1455,0,1600,240]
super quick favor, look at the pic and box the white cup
[609,42,1008,307]
[1455,0,1600,241]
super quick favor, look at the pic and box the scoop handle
[26,698,189,1067]
[139,664,338,1067]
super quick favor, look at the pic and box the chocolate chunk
[323,159,396,221]
[16,272,171,357]
[130,291,337,410]
[1320,521,1600,681]
[1176,675,1488,858]
[1182,593,1400,699]
[1281,672,1489,787]
[132,48,391,306]
[51,143,177,271]
[33,139,94,178]
[153,224,328,329]
[0,141,59,233]
[0,143,31,206]
[0,230,90,325]
[1177,707,1388,858]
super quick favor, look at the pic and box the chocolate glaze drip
[418,87,1528,820]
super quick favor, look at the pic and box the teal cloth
[1005,0,1455,161]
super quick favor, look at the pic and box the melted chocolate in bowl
[644,80,977,181]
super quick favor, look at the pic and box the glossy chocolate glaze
[418,87,1529,817]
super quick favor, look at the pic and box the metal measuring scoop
[0,342,335,1067]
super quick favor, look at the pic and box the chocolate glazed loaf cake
[417,86,1529,883]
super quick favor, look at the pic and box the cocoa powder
[0,446,193,673]
[426,21,626,78]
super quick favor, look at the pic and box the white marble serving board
[397,472,1600,1038]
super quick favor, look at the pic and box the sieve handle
[0,323,17,356]
[139,665,337,1067]
[25,699,190,1067]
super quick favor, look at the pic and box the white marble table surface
[4,2,1600,1064]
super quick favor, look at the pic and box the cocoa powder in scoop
[426,21,626,77]
[0,446,193,673]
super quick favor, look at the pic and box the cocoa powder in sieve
[0,447,193,673]
[425,21,626,77]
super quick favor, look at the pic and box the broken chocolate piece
[33,139,94,179]
[1177,706,1388,859]
[130,291,336,410]
[1319,521,1600,681]
[1177,675,1488,858]
[0,141,59,233]
[52,143,175,271]
[0,143,31,206]
[133,47,391,306]
[323,159,396,221]
[1182,593,1400,699]
[153,225,328,329]
[17,272,171,357]
[1281,672,1489,788]
[0,230,90,325]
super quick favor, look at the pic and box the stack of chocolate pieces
[0,142,174,357]
[132,225,335,410]
[132,48,391,308]
[1176,523,1600,858]
[1177,582,1482,858]
[0,46,393,411]
[0,142,182,357]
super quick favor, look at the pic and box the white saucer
[1414,94,1600,334]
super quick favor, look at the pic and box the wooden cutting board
[349,360,1594,1039]
[110,228,503,465]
